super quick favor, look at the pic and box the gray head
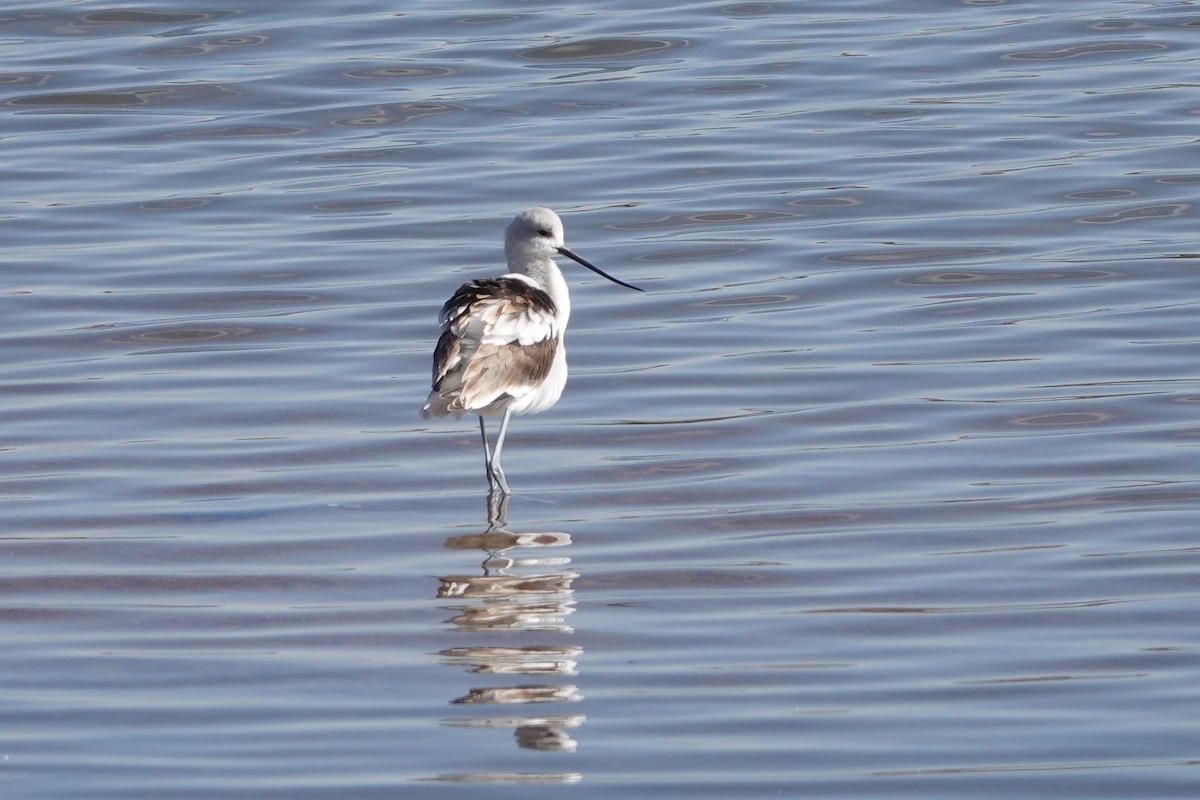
[503,207,643,291]
[504,207,567,269]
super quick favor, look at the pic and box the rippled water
[4,1,1199,797]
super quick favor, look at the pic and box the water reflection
[436,492,584,763]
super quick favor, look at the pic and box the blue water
[3,1,1198,797]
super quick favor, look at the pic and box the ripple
[112,327,248,344]
[427,773,582,785]
[81,10,211,24]
[309,146,409,162]
[144,35,268,57]
[720,3,778,15]
[787,196,864,209]
[697,294,799,308]
[1078,204,1190,224]
[1005,41,1168,61]
[311,198,413,214]
[615,211,795,230]
[863,107,925,121]
[518,38,683,60]
[897,268,1116,286]
[209,36,266,48]
[10,84,237,109]
[1012,411,1116,427]
[138,197,213,211]
[636,245,747,263]
[829,247,998,266]
[555,100,619,110]
[11,91,150,107]
[1064,189,1137,201]
[165,124,305,139]
[107,324,305,347]
[139,45,211,58]
[680,81,769,94]
[457,14,520,24]
[345,65,455,80]
[333,102,462,126]
[0,73,49,87]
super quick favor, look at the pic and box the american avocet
[421,207,643,494]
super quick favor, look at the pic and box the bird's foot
[487,461,511,495]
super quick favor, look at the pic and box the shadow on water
[430,491,584,785]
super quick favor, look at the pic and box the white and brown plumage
[421,207,643,494]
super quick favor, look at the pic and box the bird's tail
[420,390,463,421]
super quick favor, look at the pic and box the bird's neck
[515,258,570,325]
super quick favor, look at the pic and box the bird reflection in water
[436,490,584,760]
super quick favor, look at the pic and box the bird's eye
[537,228,551,237]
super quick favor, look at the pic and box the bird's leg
[489,409,513,495]
[478,416,496,491]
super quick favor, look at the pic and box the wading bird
[421,208,643,494]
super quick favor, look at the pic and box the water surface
[3,1,1198,797]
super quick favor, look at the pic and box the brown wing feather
[440,278,556,336]
[454,337,557,412]
[421,277,558,419]
[430,328,460,389]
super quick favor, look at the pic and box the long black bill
[558,246,644,292]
